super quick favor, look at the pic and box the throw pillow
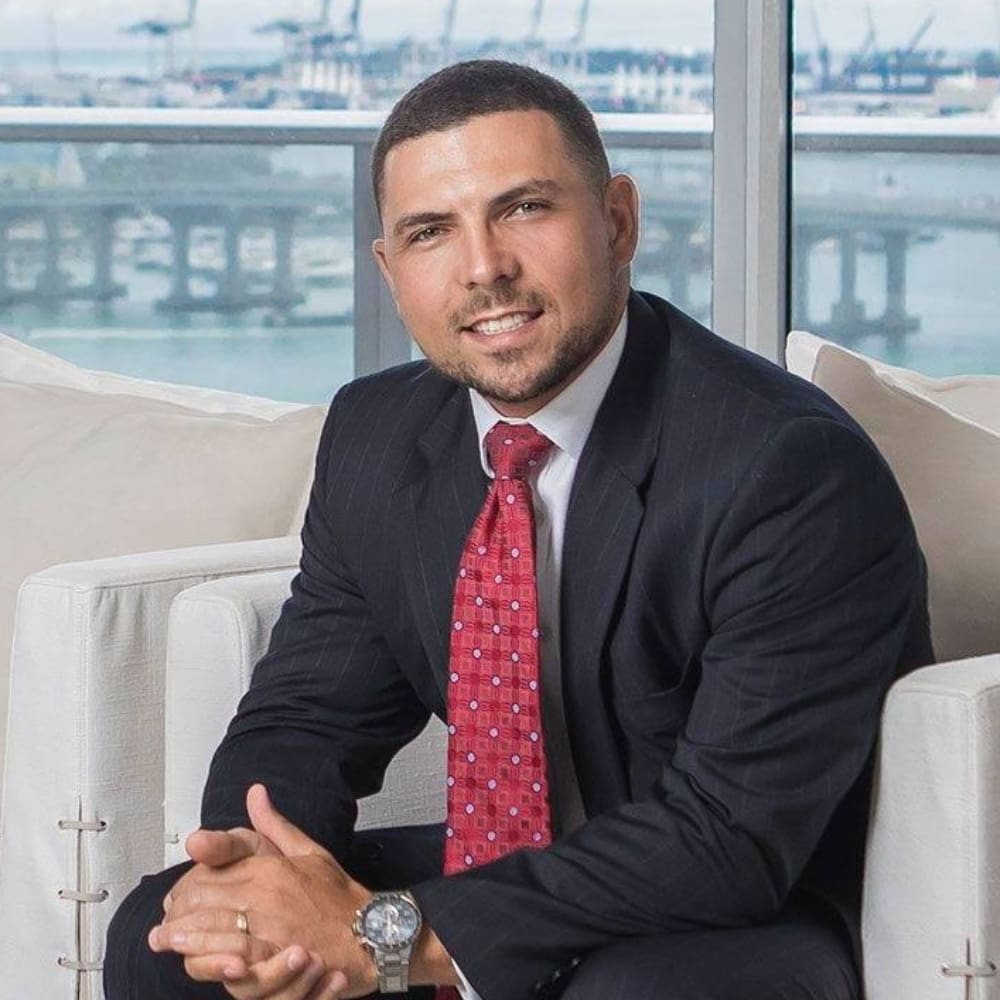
[808,342,1000,663]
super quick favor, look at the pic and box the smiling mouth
[465,310,542,336]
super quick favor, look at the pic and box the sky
[0,0,996,55]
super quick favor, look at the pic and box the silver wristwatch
[352,890,423,993]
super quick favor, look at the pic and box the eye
[511,200,545,216]
[410,226,442,244]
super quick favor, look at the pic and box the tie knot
[485,422,552,480]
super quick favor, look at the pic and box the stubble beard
[432,278,622,406]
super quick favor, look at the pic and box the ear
[604,174,640,271]
[372,237,397,300]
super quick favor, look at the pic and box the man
[106,59,932,1000]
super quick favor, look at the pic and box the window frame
[712,0,792,364]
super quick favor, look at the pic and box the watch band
[375,947,412,993]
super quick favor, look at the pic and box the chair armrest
[164,567,297,865]
[863,653,1000,1000]
[0,535,301,999]
[164,573,446,867]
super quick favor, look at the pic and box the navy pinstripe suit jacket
[201,290,932,999]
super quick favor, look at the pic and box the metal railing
[1,106,998,376]
[4,105,999,152]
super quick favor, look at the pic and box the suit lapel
[561,292,672,816]
[393,387,487,707]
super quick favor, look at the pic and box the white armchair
[0,538,302,1000]
[2,331,998,1000]
[0,331,324,1000]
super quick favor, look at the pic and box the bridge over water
[1,180,998,339]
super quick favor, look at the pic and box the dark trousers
[105,823,859,1000]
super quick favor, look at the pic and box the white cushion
[164,571,447,868]
[785,330,911,382]
[0,536,302,1000]
[0,372,324,786]
[786,334,1000,663]
[0,330,304,418]
[785,330,829,382]
[787,331,1000,434]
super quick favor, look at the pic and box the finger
[164,879,241,922]
[225,946,325,1000]
[152,926,275,966]
[159,879,260,920]
[151,907,259,946]
[165,830,265,915]
[269,952,330,1000]
[246,785,327,860]
[184,951,251,984]
[185,827,267,867]
[303,968,350,1000]
[165,855,279,920]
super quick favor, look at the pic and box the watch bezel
[353,891,423,954]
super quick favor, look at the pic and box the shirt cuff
[453,959,484,1000]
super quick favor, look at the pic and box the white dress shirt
[449,306,628,999]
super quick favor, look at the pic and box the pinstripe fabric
[198,291,932,1000]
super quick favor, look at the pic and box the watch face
[363,896,420,950]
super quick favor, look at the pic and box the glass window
[0,141,354,402]
[1,2,715,401]
[791,1,1000,375]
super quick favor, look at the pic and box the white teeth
[471,312,534,335]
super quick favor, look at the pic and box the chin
[476,372,565,407]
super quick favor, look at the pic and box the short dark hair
[371,60,611,216]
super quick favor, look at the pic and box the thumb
[246,783,323,857]
[184,826,267,867]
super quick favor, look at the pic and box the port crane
[889,12,936,90]
[123,0,198,79]
[298,0,364,104]
[561,0,591,75]
[439,0,459,63]
[570,0,591,49]
[838,2,878,90]
[527,0,545,46]
[312,0,363,49]
[808,0,832,92]
[835,8,945,95]
[255,0,333,64]
[255,0,332,40]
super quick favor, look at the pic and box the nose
[458,222,520,289]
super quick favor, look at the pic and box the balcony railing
[4,106,998,152]
[1,108,998,388]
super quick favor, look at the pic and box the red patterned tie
[437,422,553,998]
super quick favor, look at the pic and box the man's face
[373,109,639,417]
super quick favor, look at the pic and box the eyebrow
[392,210,453,240]
[391,178,564,240]
[489,178,563,208]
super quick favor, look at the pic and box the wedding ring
[235,909,250,935]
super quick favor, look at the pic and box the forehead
[380,109,586,215]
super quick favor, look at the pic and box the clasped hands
[149,783,376,1000]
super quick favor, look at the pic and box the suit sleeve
[200,392,431,859]
[410,416,927,1000]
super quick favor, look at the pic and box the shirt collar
[470,304,628,477]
